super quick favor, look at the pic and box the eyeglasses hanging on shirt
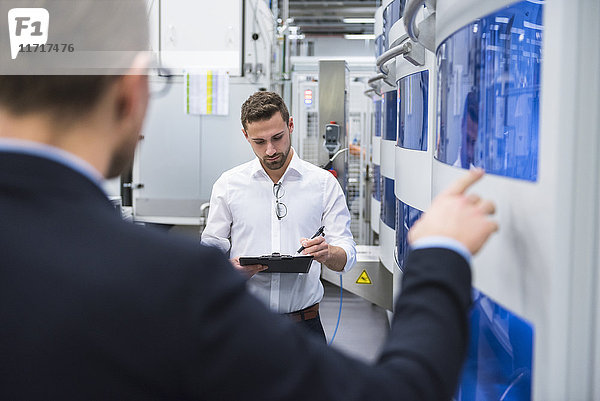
[273,183,287,220]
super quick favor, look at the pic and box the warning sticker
[356,270,372,285]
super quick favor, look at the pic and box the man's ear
[288,117,294,135]
[242,128,250,142]
[114,74,149,126]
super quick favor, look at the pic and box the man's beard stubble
[262,145,291,171]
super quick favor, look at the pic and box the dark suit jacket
[0,152,471,401]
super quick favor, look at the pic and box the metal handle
[367,73,386,85]
[375,41,412,74]
[404,0,426,42]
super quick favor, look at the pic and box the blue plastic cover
[435,0,543,181]
[374,97,382,138]
[375,34,384,59]
[372,164,381,201]
[383,90,398,141]
[380,176,396,229]
[456,289,534,401]
[397,70,429,151]
[383,0,404,49]
[395,199,423,270]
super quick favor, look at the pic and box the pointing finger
[443,168,484,196]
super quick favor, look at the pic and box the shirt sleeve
[410,236,471,264]
[321,173,356,272]
[200,174,233,253]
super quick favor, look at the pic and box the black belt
[286,303,319,322]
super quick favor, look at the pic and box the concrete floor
[319,281,390,363]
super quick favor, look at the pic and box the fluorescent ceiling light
[344,34,376,40]
[343,18,375,24]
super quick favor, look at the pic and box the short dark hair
[241,91,289,131]
[0,0,148,120]
[0,75,119,119]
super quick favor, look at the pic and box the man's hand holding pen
[298,235,331,264]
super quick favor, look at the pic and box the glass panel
[456,289,534,401]
[374,97,382,138]
[397,70,429,151]
[395,199,423,270]
[383,5,391,51]
[383,90,398,141]
[383,0,406,49]
[435,0,543,181]
[380,176,396,228]
[375,35,385,59]
[372,164,381,201]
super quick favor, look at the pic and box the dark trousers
[297,312,326,343]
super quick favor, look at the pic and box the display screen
[435,0,543,181]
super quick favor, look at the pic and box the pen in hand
[297,226,325,254]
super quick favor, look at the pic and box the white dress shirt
[201,149,356,313]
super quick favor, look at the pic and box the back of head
[0,0,149,120]
[241,91,289,130]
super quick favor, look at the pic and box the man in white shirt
[201,91,356,340]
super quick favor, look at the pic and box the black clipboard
[239,253,314,273]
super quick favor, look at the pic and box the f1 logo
[8,8,49,59]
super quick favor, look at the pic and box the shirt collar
[0,138,104,188]
[250,147,305,181]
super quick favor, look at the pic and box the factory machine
[291,58,394,311]
[373,0,600,399]
[291,57,375,245]
[435,0,600,398]
[379,0,435,305]
[125,0,276,226]
[374,0,402,284]
[369,5,385,238]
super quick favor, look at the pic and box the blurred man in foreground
[0,1,497,399]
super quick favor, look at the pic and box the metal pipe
[403,0,426,42]
[367,73,386,84]
[375,41,412,74]
[281,0,289,22]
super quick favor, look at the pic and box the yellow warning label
[356,270,372,285]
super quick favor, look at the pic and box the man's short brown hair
[0,0,148,120]
[241,91,289,131]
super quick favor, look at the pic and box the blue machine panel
[456,290,534,401]
[383,90,398,141]
[382,0,404,50]
[395,199,423,270]
[372,164,381,201]
[435,1,543,181]
[375,34,384,59]
[374,97,382,138]
[380,176,396,229]
[397,70,429,151]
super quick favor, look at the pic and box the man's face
[244,112,293,171]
